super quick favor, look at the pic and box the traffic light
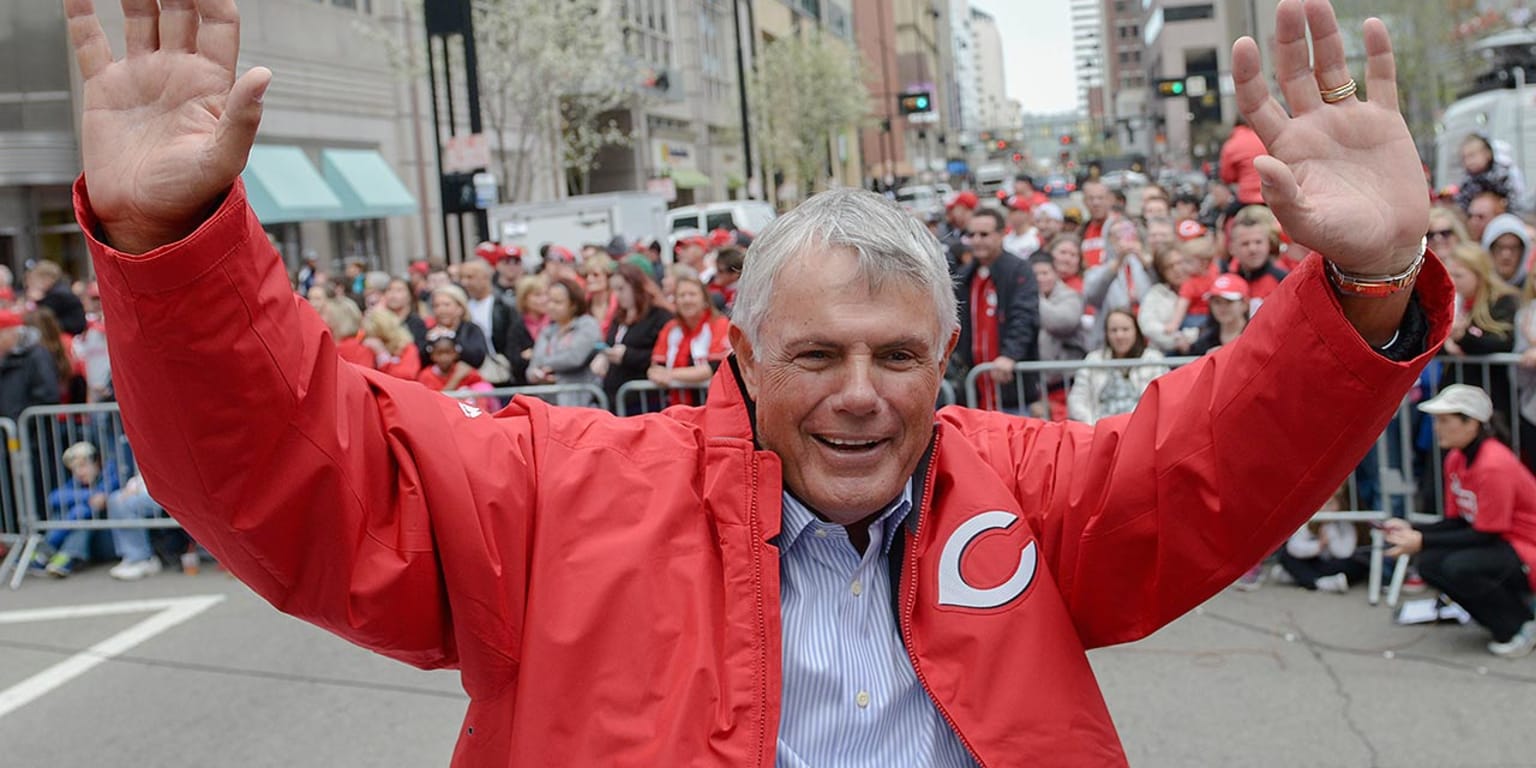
[1155,78,1187,98]
[995,139,1007,151]
[1059,135,1073,145]
[898,90,933,115]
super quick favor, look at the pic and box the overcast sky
[969,0,1078,115]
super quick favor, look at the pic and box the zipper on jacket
[747,449,774,768]
[899,430,988,767]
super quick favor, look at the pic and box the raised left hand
[1233,0,1427,275]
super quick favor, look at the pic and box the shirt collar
[775,479,914,555]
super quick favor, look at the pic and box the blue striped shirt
[775,482,977,767]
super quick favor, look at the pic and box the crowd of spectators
[8,136,1536,658]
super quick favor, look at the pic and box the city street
[1,566,1532,766]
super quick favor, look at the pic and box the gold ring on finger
[1320,78,1358,104]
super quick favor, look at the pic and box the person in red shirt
[1385,385,1536,657]
[416,333,484,392]
[1080,180,1114,268]
[1226,205,1289,311]
[1220,117,1267,206]
[649,274,729,406]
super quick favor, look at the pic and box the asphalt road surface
[2,565,1533,767]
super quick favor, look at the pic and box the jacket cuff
[1291,250,1452,386]
[74,176,253,296]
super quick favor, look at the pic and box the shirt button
[850,579,863,597]
[856,691,871,709]
[814,528,829,538]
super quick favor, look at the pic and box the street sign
[1186,75,1209,97]
[444,133,490,174]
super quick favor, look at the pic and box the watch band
[1325,237,1427,298]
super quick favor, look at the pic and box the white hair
[732,188,958,349]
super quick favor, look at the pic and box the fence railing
[0,354,1524,589]
[614,380,711,417]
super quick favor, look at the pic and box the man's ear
[729,324,759,399]
[942,327,960,369]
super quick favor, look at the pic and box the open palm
[1232,0,1427,274]
[68,0,270,253]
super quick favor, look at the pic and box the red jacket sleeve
[78,179,538,678]
[945,252,1452,648]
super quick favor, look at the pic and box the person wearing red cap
[673,235,710,276]
[938,190,979,257]
[1189,273,1251,356]
[0,308,59,421]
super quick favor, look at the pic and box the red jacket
[79,180,1449,767]
[1443,439,1536,590]
[1220,123,1267,206]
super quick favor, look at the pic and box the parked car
[895,185,943,218]
[1043,174,1075,197]
[667,200,777,235]
[1101,170,1149,192]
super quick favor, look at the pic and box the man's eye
[799,350,831,360]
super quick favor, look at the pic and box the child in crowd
[33,441,120,577]
[1163,227,1220,335]
[417,332,484,393]
[417,333,495,412]
[1275,484,1368,593]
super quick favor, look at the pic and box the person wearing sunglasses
[1426,206,1470,255]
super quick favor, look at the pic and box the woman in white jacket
[1067,309,1169,425]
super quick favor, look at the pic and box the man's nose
[832,357,880,415]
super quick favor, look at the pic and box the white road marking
[0,594,225,719]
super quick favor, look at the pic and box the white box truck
[487,192,669,255]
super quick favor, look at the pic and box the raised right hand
[67,0,271,253]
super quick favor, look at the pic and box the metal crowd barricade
[962,355,1200,411]
[937,380,958,409]
[614,380,711,417]
[0,418,24,585]
[444,383,610,413]
[8,403,184,589]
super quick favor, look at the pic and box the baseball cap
[1205,273,1250,301]
[1176,220,1209,241]
[675,235,710,252]
[408,260,430,276]
[1417,384,1493,423]
[1034,202,1064,222]
[945,191,980,211]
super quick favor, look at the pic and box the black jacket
[0,340,58,420]
[489,294,536,386]
[951,254,1040,406]
[952,254,1040,368]
[603,306,673,406]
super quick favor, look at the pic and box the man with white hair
[69,0,1447,764]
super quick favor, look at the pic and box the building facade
[40,0,435,279]
[1070,0,1107,126]
[1139,0,1280,170]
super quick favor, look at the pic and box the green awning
[241,145,344,224]
[321,149,418,220]
[668,168,711,190]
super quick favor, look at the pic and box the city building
[26,1,435,279]
[591,0,750,208]
[1139,0,1280,170]
[1070,0,1107,127]
[950,0,981,154]
[892,0,954,183]
[970,7,1015,136]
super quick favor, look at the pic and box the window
[1163,4,1215,22]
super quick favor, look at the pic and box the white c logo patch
[937,510,1038,609]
